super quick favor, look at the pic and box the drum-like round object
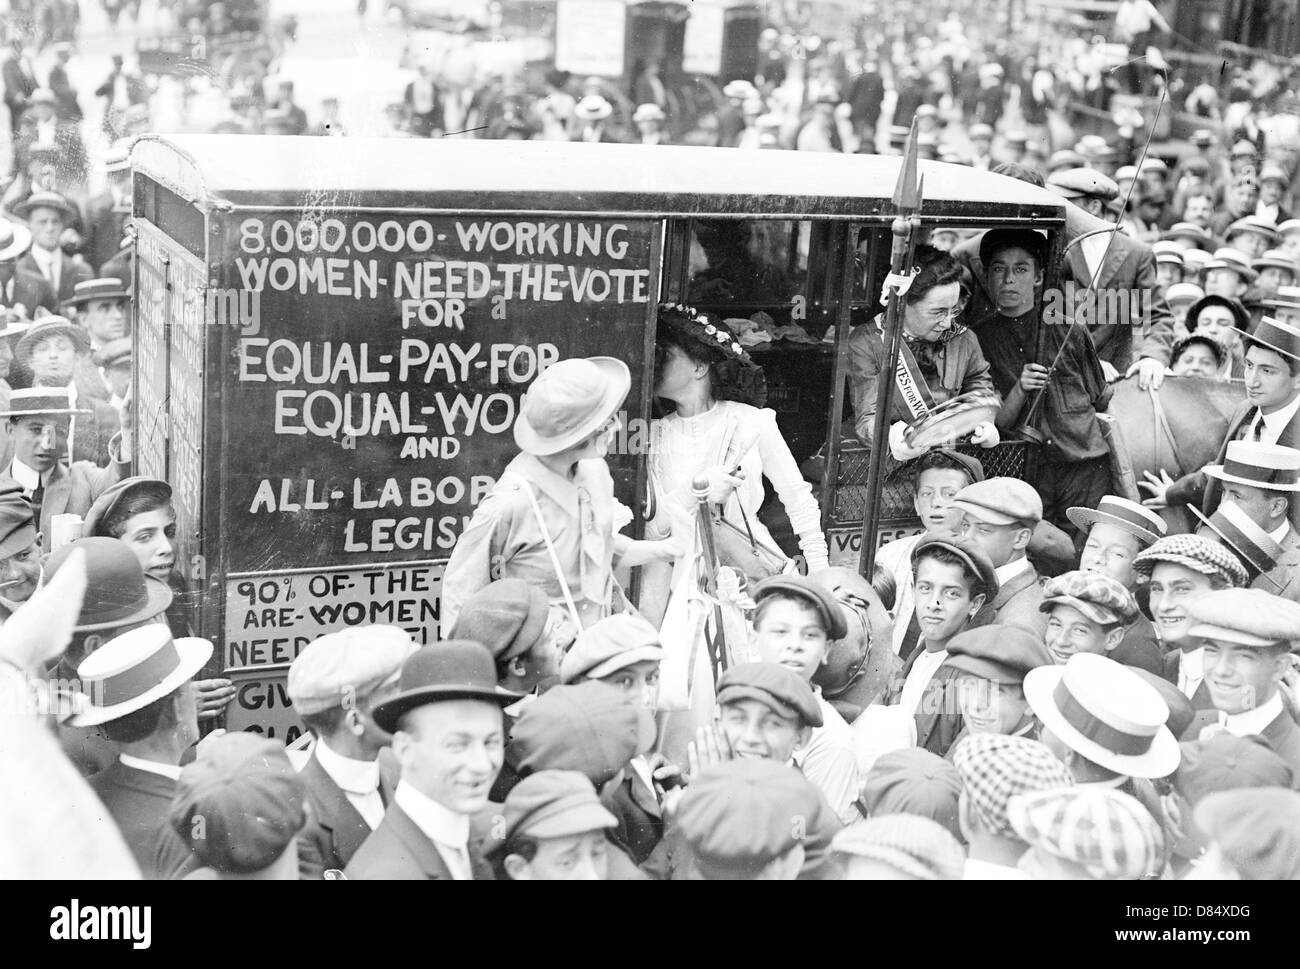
[903,391,1001,449]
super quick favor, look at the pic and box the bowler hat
[513,356,630,456]
[46,537,173,632]
[0,478,36,561]
[370,641,519,733]
[1023,653,1180,778]
[0,219,32,262]
[451,578,551,665]
[13,190,76,221]
[1066,495,1167,549]
[69,624,213,727]
[16,315,91,364]
[83,476,173,538]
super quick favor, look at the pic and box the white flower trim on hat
[659,302,755,363]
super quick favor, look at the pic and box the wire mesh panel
[829,440,1033,527]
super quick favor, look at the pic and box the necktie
[1253,417,1264,441]
[900,611,924,663]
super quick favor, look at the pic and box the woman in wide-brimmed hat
[442,356,680,636]
[637,302,829,622]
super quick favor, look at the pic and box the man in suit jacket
[287,625,416,878]
[69,624,213,879]
[13,192,92,305]
[0,386,126,549]
[1150,317,1300,532]
[16,315,118,465]
[346,642,517,880]
[1179,589,1300,786]
[953,477,1047,637]
[0,219,56,317]
[14,88,88,184]
[1047,168,1175,377]
[46,43,81,122]
[1,39,37,136]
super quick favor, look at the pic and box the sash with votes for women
[878,314,936,422]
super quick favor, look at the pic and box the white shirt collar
[29,244,56,272]
[1223,692,1284,738]
[119,753,182,780]
[394,779,470,850]
[314,738,380,796]
[1258,393,1300,438]
[1178,646,1204,696]
[10,456,48,490]
[1269,521,1290,544]
[995,557,1031,585]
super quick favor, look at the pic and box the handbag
[710,500,796,585]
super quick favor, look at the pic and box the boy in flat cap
[502,680,655,879]
[750,574,860,824]
[952,476,1046,636]
[488,770,619,880]
[860,748,962,841]
[287,625,416,878]
[877,449,984,657]
[452,577,564,698]
[885,536,996,733]
[346,642,519,880]
[951,733,1074,879]
[1039,570,1141,667]
[1070,495,1169,673]
[830,815,965,880]
[942,624,1053,755]
[673,758,825,880]
[169,732,308,880]
[1134,534,1249,710]
[560,612,667,863]
[1181,588,1300,781]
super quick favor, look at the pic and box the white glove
[970,421,1000,449]
[888,420,928,462]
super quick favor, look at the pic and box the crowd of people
[4,3,1300,883]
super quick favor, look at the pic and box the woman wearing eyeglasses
[848,245,1001,462]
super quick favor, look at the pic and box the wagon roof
[132,135,1067,222]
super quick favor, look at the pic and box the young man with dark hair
[1146,317,1300,532]
[974,228,1117,532]
[884,535,997,754]
[488,771,619,881]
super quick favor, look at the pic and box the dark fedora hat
[371,641,520,733]
[45,537,173,632]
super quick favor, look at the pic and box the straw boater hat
[1162,222,1212,246]
[13,190,77,222]
[1024,652,1180,778]
[0,219,32,262]
[633,103,665,124]
[1226,217,1280,246]
[1164,282,1204,307]
[1244,317,1300,362]
[15,316,91,364]
[513,356,629,456]
[1203,440,1300,493]
[1206,248,1258,283]
[1066,496,1167,549]
[0,387,92,419]
[64,278,130,309]
[68,624,213,728]
[1188,501,1285,589]
[1253,250,1298,276]
[1263,285,1300,311]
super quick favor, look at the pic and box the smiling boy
[751,575,860,823]
[1133,534,1249,711]
[1039,570,1140,665]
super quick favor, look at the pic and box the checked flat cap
[951,734,1072,837]
[1008,786,1164,880]
[1040,570,1139,626]
[1133,534,1249,588]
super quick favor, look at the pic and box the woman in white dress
[640,303,829,624]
